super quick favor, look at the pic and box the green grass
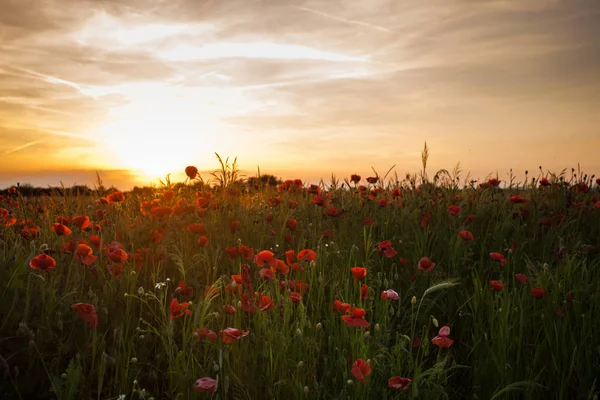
[1,159,599,399]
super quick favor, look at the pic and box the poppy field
[1,156,600,399]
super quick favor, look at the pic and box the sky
[1,0,599,189]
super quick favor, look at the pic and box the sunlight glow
[99,97,220,179]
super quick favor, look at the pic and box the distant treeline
[0,175,283,197]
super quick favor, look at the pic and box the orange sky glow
[1,0,599,189]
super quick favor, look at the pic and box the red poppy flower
[531,287,546,299]
[272,259,290,275]
[108,248,128,263]
[515,273,529,285]
[259,268,275,280]
[71,216,91,230]
[178,281,194,299]
[226,246,240,260]
[350,174,361,183]
[431,335,453,348]
[284,219,298,232]
[418,257,436,272]
[366,177,378,184]
[388,376,412,390]
[360,284,369,300]
[342,307,370,327]
[255,250,276,267]
[381,289,399,300]
[490,252,507,265]
[377,240,398,258]
[351,359,372,384]
[198,236,209,246]
[51,222,72,236]
[289,292,302,303]
[391,188,402,198]
[334,299,352,313]
[458,230,474,242]
[311,196,327,207]
[259,295,274,311]
[187,223,206,235]
[510,195,527,204]
[185,166,198,180]
[490,280,504,291]
[170,298,192,319]
[107,192,125,203]
[539,177,550,187]
[362,217,373,226]
[447,205,462,216]
[230,221,240,234]
[196,327,217,342]
[193,377,217,393]
[71,303,98,329]
[30,254,57,271]
[351,267,367,281]
[150,206,173,219]
[75,244,98,266]
[107,263,124,279]
[297,249,317,262]
[224,305,237,315]
[220,328,249,344]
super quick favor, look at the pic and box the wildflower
[510,195,527,204]
[187,223,206,235]
[107,192,125,203]
[75,244,98,266]
[259,295,274,311]
[197,236,209,246]
[289,292,302,303]
[230,221,240,234]
[431,325,453,348]
[351,267,367,281]
[417,257,436,272]
[515,274,529,285]
[342,307,370,328]
[185,166,198,180]
[170,298,192,319]
[334,299,352,313]
[377,240,398,258]
[286,219,297,231]
[490,280,504,291]
[366,176,378,184]
[71,303,98,329]
[490,252,507,266]
[71,216,91,230]
[458,230,474,242]
[255,250,276,267]
[51,223,72,236]
[531,287,546,299]
[351,359,372,384]
[350,174,361,183]
[360,284,369,300]
[196,327,217,343]
[381,289,399,300]
[220,328,249,344]
[107,263,124,279]
[224,305,237,315]
[388,376,412,390]
[108,249,128,264]
[177,281,194,300]
[30,254,56,271]
[447,205,462,216]
[297,249,317,262]
[193,377,217,393]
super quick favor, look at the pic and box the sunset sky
[1,0,599,189]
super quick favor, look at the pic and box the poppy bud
[374,323,380,331]
[131,357,138,364]
[295,328,302,337]
[139,335,145,340]
[304,386,309,394]
[138,287,144,296]
[297,361,304,368]
[213,362,219,372]
[347,380,353,386]
[364,331,370,338]
[61,373,68,379]
[432,316,439,328]
[411,296,417,305]
[315,323,322,331]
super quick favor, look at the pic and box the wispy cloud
[294,6,394,33]
[3,139,45,155]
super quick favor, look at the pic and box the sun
[99,96,219,180]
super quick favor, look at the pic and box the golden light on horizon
[98,95,221,179]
